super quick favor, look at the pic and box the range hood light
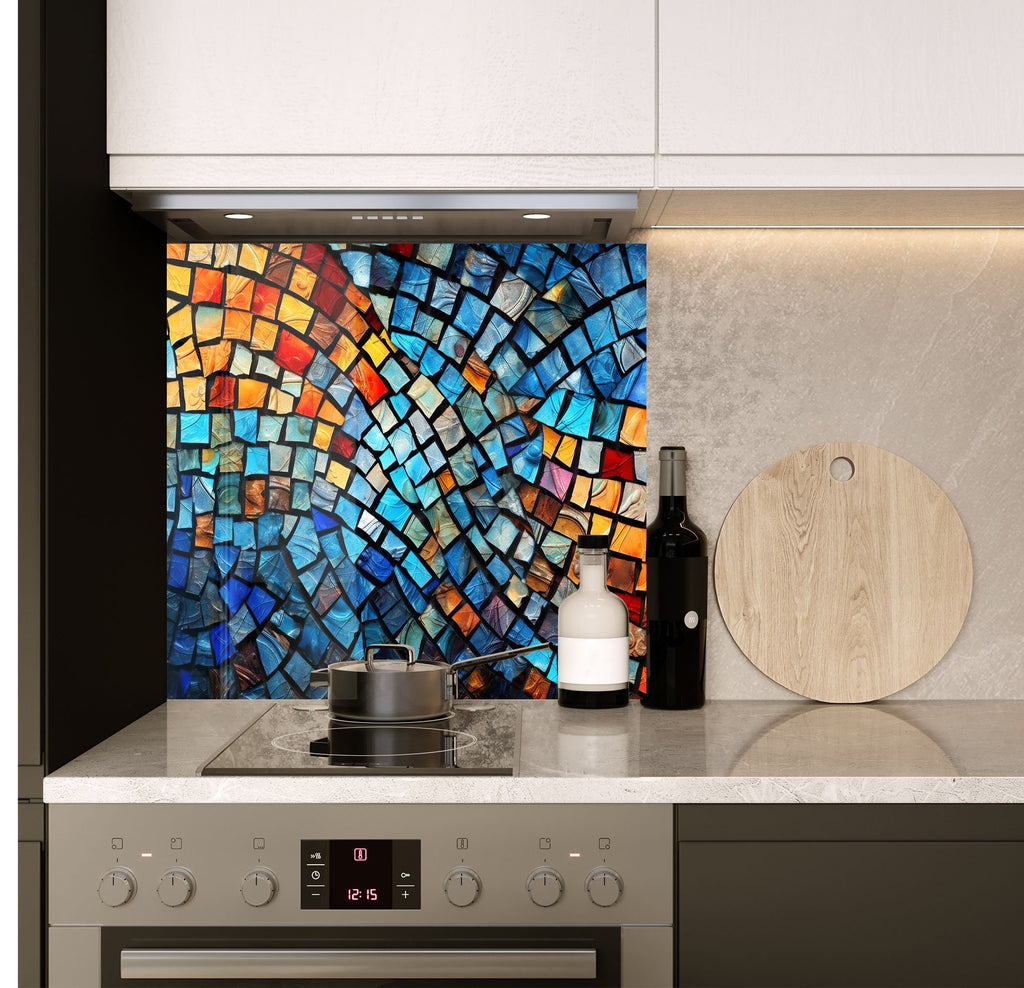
[523,212,551,220]
[223,212,254,220]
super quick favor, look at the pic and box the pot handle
[309,668,329,688]
[365,643,416,671]
[447,642,552,674]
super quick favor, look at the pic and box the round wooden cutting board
[714,442,972,703]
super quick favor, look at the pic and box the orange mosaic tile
[237,379,268,409]
[223,309,253,343]
[620,405,646,450]
[191,267,224,305]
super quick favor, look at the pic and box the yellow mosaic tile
[199,339,233,377]
[225,274,255,311]
[289,265,316,300]
[569,475,592,508]
[278,294,314,332]
[167,263,192,299]
[363,332,391,367]
[541,425,560,459]
[251,318,278,351]
[555,435,578,467]
[238,243,268,275]
[181,376,207,411]
[620,405,646,450]
[186,243,213,264]
[213,243,240,269]
[167,306,193,346]
[589,478,622,513]
[329,335,359,371]
[173,338,201,375]
[325,459,351,489]
[313,421,334,451]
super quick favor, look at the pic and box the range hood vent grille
[123,191,638,243]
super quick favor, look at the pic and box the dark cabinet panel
[40,0,166,771]
[677,829,1024,987]
[19,841,42,988]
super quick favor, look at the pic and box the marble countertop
[43,699,1024,804]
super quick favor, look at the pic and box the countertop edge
[43,775,1024,805]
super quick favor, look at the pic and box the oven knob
[585,867,623,907]
[157,868,196,907]
[526,867,564,907]
[97,868,137,907]
[444,867,481,907]
[241,867,278,907]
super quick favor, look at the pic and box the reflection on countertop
[519,699,1024,778]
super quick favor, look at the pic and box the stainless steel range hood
[119,191,639,243]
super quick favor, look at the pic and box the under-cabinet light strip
[649,224,1024,229]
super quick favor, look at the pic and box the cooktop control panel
[49,803,673,927]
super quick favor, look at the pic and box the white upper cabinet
[109,0,1024,196]
[660,0,1024,154]
[657,0,1024,188]
[108,0,655,184]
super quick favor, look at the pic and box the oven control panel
[49,803,673,927]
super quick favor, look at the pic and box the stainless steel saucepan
[309,643,551,722]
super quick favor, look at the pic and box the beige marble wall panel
[636,228,1024,699]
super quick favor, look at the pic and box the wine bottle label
[647,557,708,622]
[557,637,629,691]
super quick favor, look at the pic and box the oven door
[101,926,623,987]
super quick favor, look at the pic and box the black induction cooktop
[201,701,520,776]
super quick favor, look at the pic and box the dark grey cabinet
[675,805,1024,988]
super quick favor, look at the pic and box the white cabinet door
[108,0,655,157]
[659,0,1024,158]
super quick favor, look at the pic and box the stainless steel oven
[48,803,673,987]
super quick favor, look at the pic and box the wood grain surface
[714,442,972,702]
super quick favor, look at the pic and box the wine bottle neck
[657,494,689,516]
[659,456,687,498]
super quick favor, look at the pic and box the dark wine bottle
[642,447,708,710]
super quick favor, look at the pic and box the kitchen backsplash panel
[641,227,1023,700]
[166,243,647,699]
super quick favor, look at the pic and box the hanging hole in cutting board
[830,456,854,482]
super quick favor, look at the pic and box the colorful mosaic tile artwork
[167,243,647,699]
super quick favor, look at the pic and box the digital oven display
[300,839,420,909]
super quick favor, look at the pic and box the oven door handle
[121,947,598,980]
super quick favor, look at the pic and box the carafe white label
[557,637,629,691]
